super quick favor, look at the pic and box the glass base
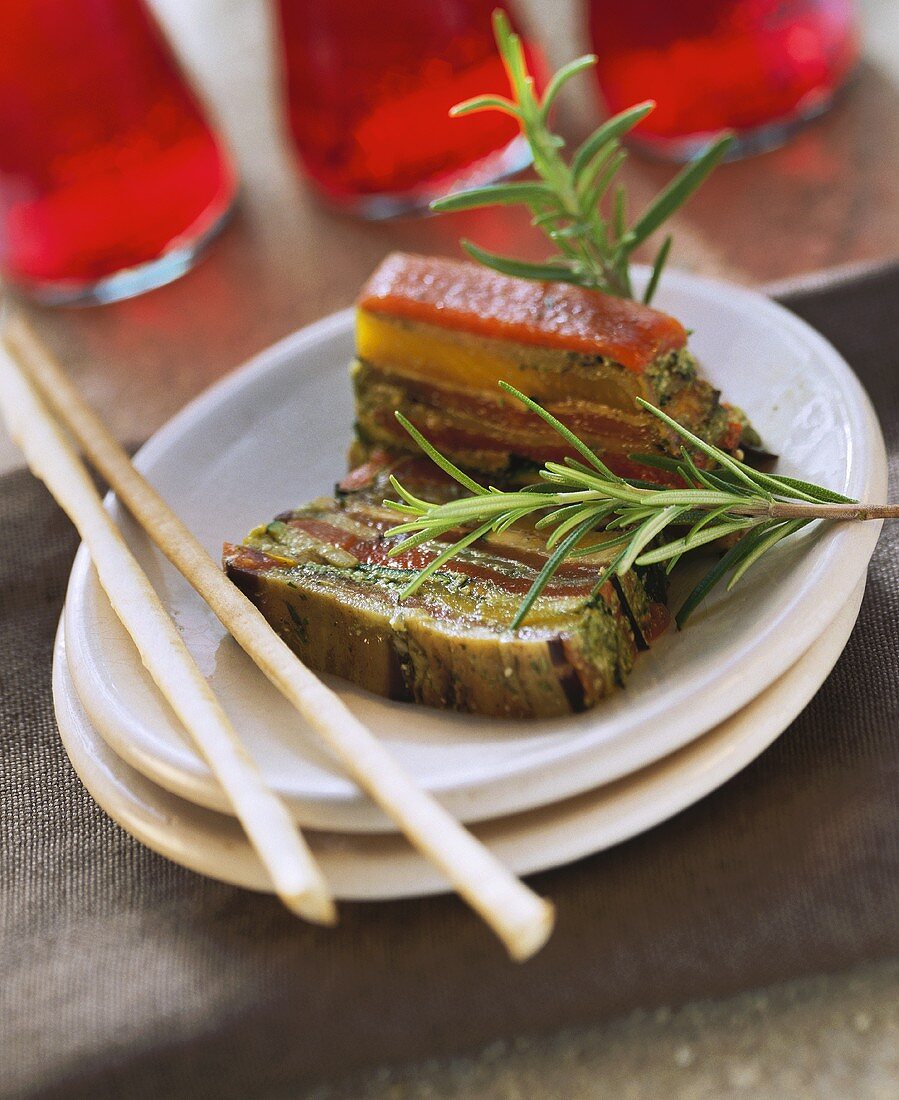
[626,86,847,164]
[309,134,534,220]
[4,195,237,307]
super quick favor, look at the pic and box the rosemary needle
[431,10,733,305]
[398,17,897,627]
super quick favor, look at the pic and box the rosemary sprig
[430,10,733,304]
[384,384,897,629]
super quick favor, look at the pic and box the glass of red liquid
[0,0,237,305]
[587,0,859,160]
[276,0,541,217]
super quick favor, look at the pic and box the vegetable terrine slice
[223,457,667,719]
[352,252,758,483]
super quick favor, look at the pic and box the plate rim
[62,269,888,830]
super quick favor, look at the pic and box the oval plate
[63,270,887,831]
[55,579,865,898]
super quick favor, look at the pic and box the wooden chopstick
[0,338,336,926]
[4,316,555,961]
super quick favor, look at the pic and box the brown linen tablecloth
[1,263,897,1100]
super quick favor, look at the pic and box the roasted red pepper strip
[358,252,687,373]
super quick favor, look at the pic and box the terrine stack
[351,253,756,484]
[224,456,667,719]
[225,255,758,717]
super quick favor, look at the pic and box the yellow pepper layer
[356,309,655,412]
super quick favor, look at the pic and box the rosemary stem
[735,502,899,521]
[389,370,896,627]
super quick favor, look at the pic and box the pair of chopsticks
[0,315,554,961]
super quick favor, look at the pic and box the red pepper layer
[287,518,602,598]
[224,520,669,643]
[365,410,679,486]
[358,252,687,373]
[284,518,666,640]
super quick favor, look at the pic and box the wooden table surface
[2,0,897,474]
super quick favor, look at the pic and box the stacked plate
[53,271,887,901]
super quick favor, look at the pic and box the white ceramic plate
[62,270,887,832]
[54,578,865,900]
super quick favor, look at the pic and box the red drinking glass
[587,0,859,160]
[276,0,542,217]
[0,0,237,305]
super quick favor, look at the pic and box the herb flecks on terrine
[224,457,667,719]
